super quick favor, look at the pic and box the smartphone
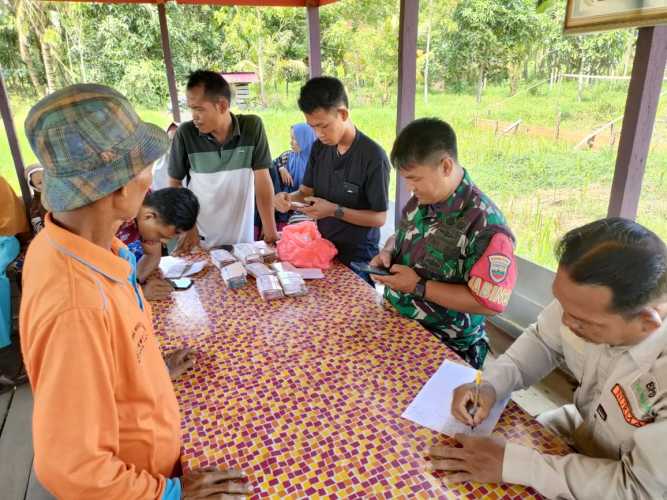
[169,278,193,290]
[291,201,313,209]
[350,261,392,276]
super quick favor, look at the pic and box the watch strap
[415,277,427,299]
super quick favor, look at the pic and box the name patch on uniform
[611,384,653,428]
[596,404,607,421]
[468,277,512,306]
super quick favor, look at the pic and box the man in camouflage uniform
[372,118,516,368]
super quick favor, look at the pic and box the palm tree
[14,0,44,94]
[14,0,65,95]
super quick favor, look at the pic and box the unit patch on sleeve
[468,232,517,312]
[611,384,654,428]
[488,254,511,283]
[630,374,659,417]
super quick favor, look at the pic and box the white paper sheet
[294,268,325,280]
[159,257,207,279]
[402,360,509,437]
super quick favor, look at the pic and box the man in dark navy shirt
[274,77,390,267]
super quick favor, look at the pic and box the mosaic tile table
[152,260,570,499]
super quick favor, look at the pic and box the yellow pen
[469,370,482,429]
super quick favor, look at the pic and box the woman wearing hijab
[254,124,317,239]
[273,123,317,191]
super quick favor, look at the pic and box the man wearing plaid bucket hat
[19,84,251,499]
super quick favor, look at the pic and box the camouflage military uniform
[385,170,516,368]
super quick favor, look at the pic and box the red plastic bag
[277,221,338,269]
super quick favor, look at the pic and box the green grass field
[2,80,666,269]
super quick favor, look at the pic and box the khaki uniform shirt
[485,300,667,500]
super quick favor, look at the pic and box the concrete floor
[0,386,53,500]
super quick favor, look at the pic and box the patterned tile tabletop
[152,258,570,499]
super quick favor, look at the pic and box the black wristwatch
[334,205,345,219]
[414,277,428,299]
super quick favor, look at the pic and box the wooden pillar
[307,5,322,78]
[0,69,32,214]
[158,3,181,123]
[395,0,419,224]
[607,26,667,219]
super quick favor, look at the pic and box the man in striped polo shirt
[169,70,277,250]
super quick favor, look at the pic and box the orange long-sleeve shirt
[20,214,181,499]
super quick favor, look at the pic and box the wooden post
[307,5,322,78]
[0,69,32,216]
[608,26,667,219]
[157,3,180,123]
[500,119,522,137]
[395,0,419,224]
[554,111,561,140]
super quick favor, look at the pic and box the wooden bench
[0,385,54,500]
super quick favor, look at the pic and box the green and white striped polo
[168,113,271,247]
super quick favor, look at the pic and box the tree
[0,0,638,110]
[14,0,47,94]
[443,0,541,101]
[537,1,635,100]
[423,0,434,103]
[214,7,305,107]
[276,59,308,98]
[0,1,29,92]
[419,0,455,103]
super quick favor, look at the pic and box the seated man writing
[274,77,390,270]
[431,218,667,499]
[20,84,250,499]
[372,118,516,368]
[116,187,200,301]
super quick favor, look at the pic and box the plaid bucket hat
[25,84,169,212]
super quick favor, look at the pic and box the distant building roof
[221,72,259,84]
